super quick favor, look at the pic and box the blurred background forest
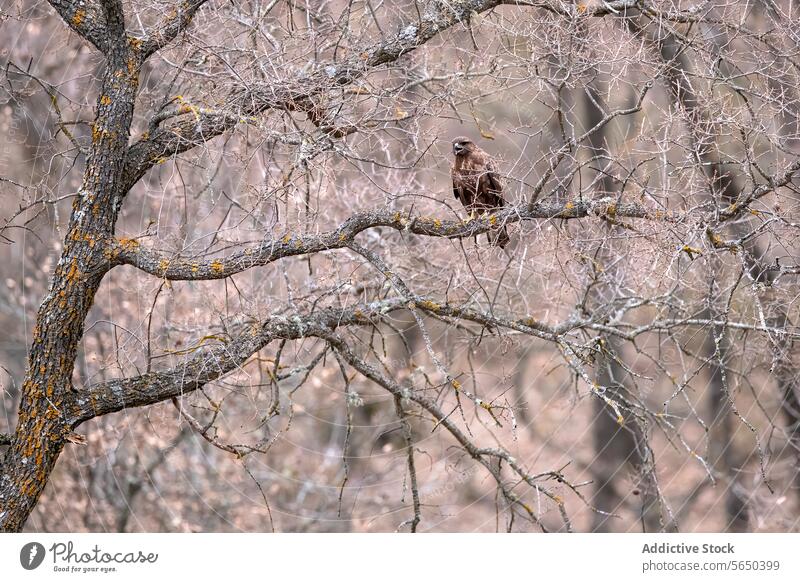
[0,0,799,532]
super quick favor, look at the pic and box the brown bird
[450,136,510,248]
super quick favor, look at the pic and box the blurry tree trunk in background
[751,4,800,504]
[705,309,749,532]
[115,427,190,532]
[575,77,663,531]
[632,7,799,520]
[647,18,755,530]
[512,344,535,429]
[592,339,662,532]
[773,307,800,501]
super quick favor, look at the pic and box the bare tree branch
[111,199,674,280]
[139,0,212,58]
[47,0,110,52]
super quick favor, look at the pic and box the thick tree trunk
[0,1,139,531]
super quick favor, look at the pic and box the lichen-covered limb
[0,0,140,532]
[68,288,604,426]
[47,0,209,57]
[74,298,574,528]
[502,0,736,24]
[720,159,800,221]
[69,298,405,422]
[112,200,673,280]
[47,0,111,52]
[72,290,789,421]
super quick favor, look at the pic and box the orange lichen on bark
[65,262,82,284]
[127,58,138,84]
[418,300,440,312]
[91,124,106,143]
[707,230,724,247]
[117,237,140,251]
[557,201,576,218]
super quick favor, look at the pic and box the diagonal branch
[69,290,581,426]
[500,0,693,19]
[720,158,800,220]
[139,0,212,58]
[69,298,407,423]
[47,0,110,52]
[119,0,509,198]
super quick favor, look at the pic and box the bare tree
[0,0,798,532]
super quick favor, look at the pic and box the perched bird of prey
[450,136,510,248]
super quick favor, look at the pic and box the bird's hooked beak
[453,142,464,155]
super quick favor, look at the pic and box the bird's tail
[489,224,510,249]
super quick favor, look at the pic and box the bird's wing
[484,160,504,205]
[451,166,463,202]
[470,152,504,208]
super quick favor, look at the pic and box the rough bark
[0,0,140,532]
